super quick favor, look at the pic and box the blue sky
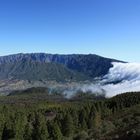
[0,0,140,62]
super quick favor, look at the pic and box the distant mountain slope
[0,53,122,78]
[0,60,88,81]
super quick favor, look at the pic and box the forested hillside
[0,60,88,81]
[0,92,140,140]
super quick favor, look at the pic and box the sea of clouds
[79,62,140,97]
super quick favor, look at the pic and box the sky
[0,0,140,62]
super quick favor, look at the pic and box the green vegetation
[0,92,140,140]
[0,60,88,81]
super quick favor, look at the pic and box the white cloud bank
[102,62,140,97]
[71,62,140,97]
[104,62,140,82]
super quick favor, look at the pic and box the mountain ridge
[0,53,123,79]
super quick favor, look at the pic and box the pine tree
[33,113,49,140]
[62,113,74,137]
[23,123,33,140]
[15,113,27,140]
[87,116,94,129]
[93,112,102,129]
[47,121,63,140]
[0,113,4,140]
[79,109,87,130]
[51,121,63,140]
[71,110,78,130]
